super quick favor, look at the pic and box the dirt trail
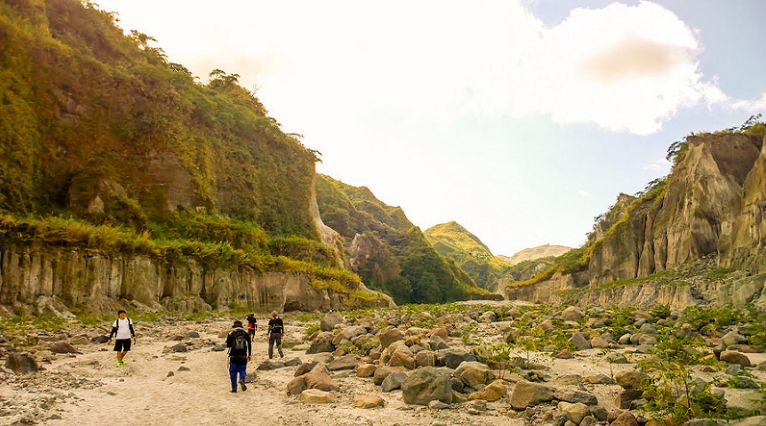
[2,320,520,426]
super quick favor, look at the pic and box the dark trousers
[268,333,283,359]
[229,358,247,391]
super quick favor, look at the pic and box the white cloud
[578,189,590,197]
[99,0,730,137]
[730,93,766,112]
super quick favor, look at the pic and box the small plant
[651,304,671,320]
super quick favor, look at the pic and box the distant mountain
[315,176,496,304]
[424,221,511,291]
[503,244,573,265]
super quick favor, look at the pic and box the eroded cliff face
[506,132,766,308]
[0,242,389,317]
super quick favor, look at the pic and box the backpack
[229,329,248,357]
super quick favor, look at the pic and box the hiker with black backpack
[226,320,252,393]
[267,311,284,359]
[108,309,136,367]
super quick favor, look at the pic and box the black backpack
[229,330,248,356]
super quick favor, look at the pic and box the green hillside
[424,221,512,290]
[316,176,496,304]
[0,0,389,304]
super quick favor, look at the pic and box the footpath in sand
[1,318,520,426]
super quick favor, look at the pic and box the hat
[233,320,243,328]
[270,311,278,318]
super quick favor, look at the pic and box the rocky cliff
[0,0,399,315]
[0,241,390,318]
[505,128,766,309]
[502,244,572,265]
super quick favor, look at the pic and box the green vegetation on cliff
[0,0,396,306]
[424,221,512,290]
[0,0,317,236]
[316,176,495,304]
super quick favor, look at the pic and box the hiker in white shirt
[108,309,136,367]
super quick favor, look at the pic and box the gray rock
[171,343,188,353]
[212,344,226,352]
[257,359,286,370]
[91,335,110,344]
[615,371,648,390]
[320,313,344,332]
[722,331,747,348]
[607,353,628,364]
[401,367,453,406]
[561,306,584,321]
[284,357,302,367]
[428,400,450,409]
[294,361,318,377]
[381,371,407,392]
[184,331,200,339]
[439,349,477,369]
[4,353,39,374]
[720,350,751,367]
[327,354,358,371]
[373,366,400,386]
[554,388,598,405]
[638,323,657,335]
[428,335,449,350]
[509,380,554,409]
[479,311,497,323]
[618,333,632,345]
[50,342,80,354]
[307,332,335,354]
[450,377,464,392]
[570,332,591,351]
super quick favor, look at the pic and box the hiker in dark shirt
[267,311,284,359]
[246,313,257,340]
[226,320,252,393]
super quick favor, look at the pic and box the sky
[97,0,766,256]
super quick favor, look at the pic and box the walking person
[267,311,284,359]
[108,309,136,367]
[226,320,252,393]
[246,313,257,340]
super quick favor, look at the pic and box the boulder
[722,331,747,348]
[303,363,339,392]
[299,389,335,404]
[554,388,598,405]
[184,331,200,339]
[378,327,404,349]
[91,335,110,344]
[468,379,507,402]
[353,394,384,409]
[638,334,657,346]
[286,376,307,395]
[615,371,648,390]
[307,332,335,354]
[388,350,416,370]
[570,332,592,351]
[618,333,632,345]
[479,311,497,323]
[509,381,554,409]
[562,306,584,321]
[439,349,477,369]
[381,371,407,392]
[720,350,751,367]
[341,326,367,341]
[607,353,629,364]
[401,367,453,406]
[590,336,610,348]
[611,412,639,426]
[257,359,286,370]
[4,353,39,374]
[639,323,658,335]
[373,366,401,386]
[430,328,448,339]
[284,357,302,367]
[320,313,344,332]
[584,374,615,385]
[294,361,318,376]
[356,363,376,378]
[428,400,449,409]
[455,361,492,388]
[558,402,590,424]
[327,354,358,371]
[171,343,188,353]
[616,389,643,409]
[415,350,437,368]
[429,335,449,350]
[50,342,80,354]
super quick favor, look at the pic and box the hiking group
[106,309,286,393]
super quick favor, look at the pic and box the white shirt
[113,318,133,340]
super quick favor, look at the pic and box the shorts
[114,339,132,352]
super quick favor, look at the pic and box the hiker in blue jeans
[226,320,252,393]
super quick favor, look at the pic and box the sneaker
[230,390,237,393]
[117,360,124,367]
[239,379,247,392]
[121,360,128,366]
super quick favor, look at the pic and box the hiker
[226,320,252,393]
[108,309,136,367]
[246,313,257,340]
[267,311,284,359]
